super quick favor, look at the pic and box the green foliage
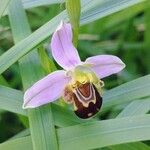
[0,0,150,149]
[0,0,10,18]
[8,0,58,149]
[66,0,81,46]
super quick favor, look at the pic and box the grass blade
[109,98,150,150]
[144,1,150,73]
[66,0,81,46]
[117,98,150,118]
[58,115,150,150]
[81,0,146,25]
[8,0,58,149]
[0,136,32,150]
[0,75,9,86]
[2,0,65,16]
[1,115,150,150]
[0,0,10,18]
[22,0,64,9]
[102,74,150,112]
[109,142,150,150]
[10,129,30,140]
[0,85,26,115]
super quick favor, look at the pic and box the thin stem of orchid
[66,0,81,47]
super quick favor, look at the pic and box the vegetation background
[0,0,150,150]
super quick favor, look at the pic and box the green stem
[66,0,81,47]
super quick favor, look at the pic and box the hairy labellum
[63,82,102,119]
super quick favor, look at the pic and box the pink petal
[85,55,125,79]
[23,70,70,109]
[51,21,81,70]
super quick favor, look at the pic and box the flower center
[63,65,104,104]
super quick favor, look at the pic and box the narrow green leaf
[0,0,10,18]
[102,74,150,112]
[0,85,26,115]
[8,0,58,149]
[0,0,146,74]
[8,0,44,88]
[22,0,65,9]
[82,41,144,56]
[109,142,150,150]
[117,98,150,118]
[109,98,150,150]
[144,1,150,73]
[2,0,65,16]
[80,0,146,25]
[28,105,58,150]
[97,1,147,32]
[2,0,144,18]
[66,0,81,46]
[10,129,30,140]
[1,115,150,150]
[58,115,150,150]
[0,136,32,150]
[0,75,9,86]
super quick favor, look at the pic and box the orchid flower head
[23,21,125,119]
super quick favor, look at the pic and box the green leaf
[10,129,30,140]
[2,0,65,17]
[0,0,146,75]
[22,0,65,9]
[0,75,9,86]
[66,0,81,46]
[58,115,150,150]
[8,0,44,89]
[0,0,10,18]
[109,142,150,150]
[0,136,32,150]
[1,115,150,150]
[80,0,146,25]
[8,0,58,149]
[97,1,147,32]
[144,1,150,73]
[102,74,150,112]
[109,98,150,150]
[117,98,150,118]
[28,106,58,150]
[0,85,26,115]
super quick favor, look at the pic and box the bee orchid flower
[23,21,125,119]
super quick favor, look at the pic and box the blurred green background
[0,1,150,143]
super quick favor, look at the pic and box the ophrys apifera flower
[23,21,125,119]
